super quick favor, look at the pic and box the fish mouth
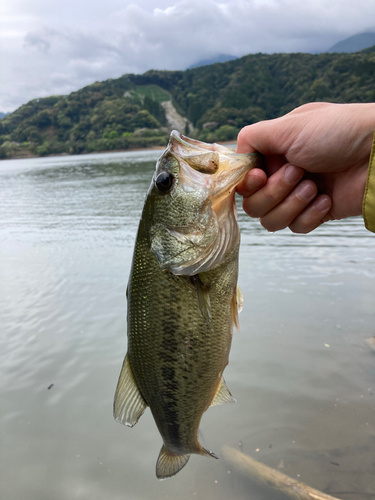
[151,132,261,276]
[167,130,261,203]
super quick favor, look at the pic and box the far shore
[0,140,237,162]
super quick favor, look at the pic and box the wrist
[349,104,375,162]
[362,131,375,232]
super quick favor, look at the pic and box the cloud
[1,0,375,112]
[24,30,52,52]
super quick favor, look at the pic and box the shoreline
[1,144,166,161]
[1,140,237,162]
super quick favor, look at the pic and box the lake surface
[1,150,375,500]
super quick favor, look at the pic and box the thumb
[236,118,291,156]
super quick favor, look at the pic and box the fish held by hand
[114,131,260,479]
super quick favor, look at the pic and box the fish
[113,131,260,479]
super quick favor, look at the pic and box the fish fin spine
[232,284,244,332]
[200,447,219,459]
[210,377,236,406]
[156,445,190,480]
[236,284,244,313]
[113,354,148,427]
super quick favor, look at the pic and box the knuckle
[243,204,264,219]
[262,190,277,204]
[243,200,260,218]
[260,217,287,233]
[289,218,313,234]
[237,126,250,141]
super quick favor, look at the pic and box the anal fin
[210,377,236,406]
[156,445,190,480]
[113,354,147,427]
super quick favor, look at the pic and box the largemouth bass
[114,131,259,479]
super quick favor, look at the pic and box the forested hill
[2,48,375,159]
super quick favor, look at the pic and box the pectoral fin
[232,284,244,332]
[210,377,236,406]
[113,354,147,427]
[191,275,212,325]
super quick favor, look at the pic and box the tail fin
[156,445,190,480]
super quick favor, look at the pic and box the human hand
[236,102,375,233]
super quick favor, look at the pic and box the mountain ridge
[2,48,375,159]
[328,32,375,53]
[187,54,238,69]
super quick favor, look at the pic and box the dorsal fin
[210,377,236,406]
[113,354,148,427]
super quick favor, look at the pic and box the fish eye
[155,172,174,193]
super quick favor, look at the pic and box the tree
[131,110,160,129]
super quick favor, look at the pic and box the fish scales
[114,131,260,479]
[129,218,239,451]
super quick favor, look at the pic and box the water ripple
[1,150,375,500]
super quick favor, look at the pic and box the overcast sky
[1,0,375,112]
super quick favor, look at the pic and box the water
[1,151,374,500]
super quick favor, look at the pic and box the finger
[260,180,318,232]
[288,196,332,233]
[236,169,267,197]
[242,164,304,218]
[264,154,287,177]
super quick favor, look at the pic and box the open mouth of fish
[149,131,261,276]
[165,130,261,205]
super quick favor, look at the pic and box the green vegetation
[124,84,170,104]
[2,48,375,159]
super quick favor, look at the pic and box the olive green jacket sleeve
[363,134,375,233]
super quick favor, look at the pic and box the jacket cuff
[363,132,375,233]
